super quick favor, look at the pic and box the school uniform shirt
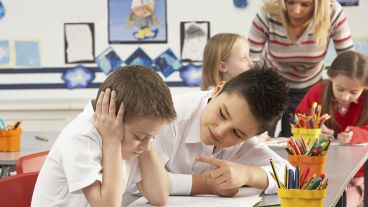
[31,102,139,207]
[249,0,354,89]
[149,90,292,195]
[296,81,368,177]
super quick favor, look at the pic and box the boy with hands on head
[32,65,176,207]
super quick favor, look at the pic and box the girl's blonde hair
[322,51,368,133]
[263,0,331,47]
[201,33,241,90]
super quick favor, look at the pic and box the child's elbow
[147,193,169,206]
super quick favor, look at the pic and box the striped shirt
[248,0,354,89]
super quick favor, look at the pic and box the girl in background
[249,0,354,137]
[296,51,368,207]
[201,33,253,90]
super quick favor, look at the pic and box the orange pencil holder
[278,188,326,207]
[288,155,326,176]
[0,128,22,152]
[291,127,321,147]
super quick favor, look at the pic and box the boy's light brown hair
[92,65,176,122]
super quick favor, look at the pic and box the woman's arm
[330,1,354,53]
[248,11,269,61]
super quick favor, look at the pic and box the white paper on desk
[128,188,263,207]
[330,142,368,146]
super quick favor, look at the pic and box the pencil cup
[0,128,22,152]
[291,127,321,147]
[288,155,326,176]
[278,189,326,207]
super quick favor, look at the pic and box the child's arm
[193,156,268,196]
[191,173,239,197]
[82,89,125,207]
[136,146,169,206]
[343,126,368,144]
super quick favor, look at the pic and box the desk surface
[264,144,368,207]
[0,131,58,165]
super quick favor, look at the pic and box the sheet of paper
[65,24,94,63]
[128,188,263,207]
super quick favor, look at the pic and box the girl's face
[285,0,314,27]
[331,74,367,105]
[220,37,253,81]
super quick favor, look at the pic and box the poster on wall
[64,23,95,64]
[108,0,167,43]
[15,40,41,67]
[0,40,11,67]
[180,21,210,62]
[337,0,358,6]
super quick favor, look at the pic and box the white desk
[0,131,58,176]
[262,144,368,207]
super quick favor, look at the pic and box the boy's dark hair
[92,65,176,122]
[219,65,289,133]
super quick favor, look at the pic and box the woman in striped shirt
[249,0,354,137]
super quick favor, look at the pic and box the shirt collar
[185,91,212,143]
[81,100,94,120]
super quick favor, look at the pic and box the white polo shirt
[31,102,139,207]
[151,90,290,195]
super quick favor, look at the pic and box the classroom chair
[0,172,39,207]
[15,151,49,174]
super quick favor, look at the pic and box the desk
[261,144,368,207]
[0,131,58,177]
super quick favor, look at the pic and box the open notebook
[128,187,263,207]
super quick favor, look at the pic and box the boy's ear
[212,81,226,97]
[219,61,228,72]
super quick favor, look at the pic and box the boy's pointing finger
[195,156,223,167]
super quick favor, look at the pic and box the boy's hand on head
[337,127,353,144]
[93,88,125,144]
[196,156,247,195]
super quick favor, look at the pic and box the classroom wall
[0,0,367,131]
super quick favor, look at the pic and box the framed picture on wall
[108,0,168,44]
[64,23,95,64]
[180,21,210,62]
[337,0,358,6]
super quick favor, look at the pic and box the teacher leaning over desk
[248,0,354,137]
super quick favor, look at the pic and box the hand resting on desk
[196,156,267,197]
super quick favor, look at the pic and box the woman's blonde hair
[201,33,241,90]
[263,0,331,47]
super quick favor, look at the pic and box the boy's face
[121,117,167,160]
[200,85,261,148]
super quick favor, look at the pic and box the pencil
[269,159,283,188]
[35,136,48,142]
